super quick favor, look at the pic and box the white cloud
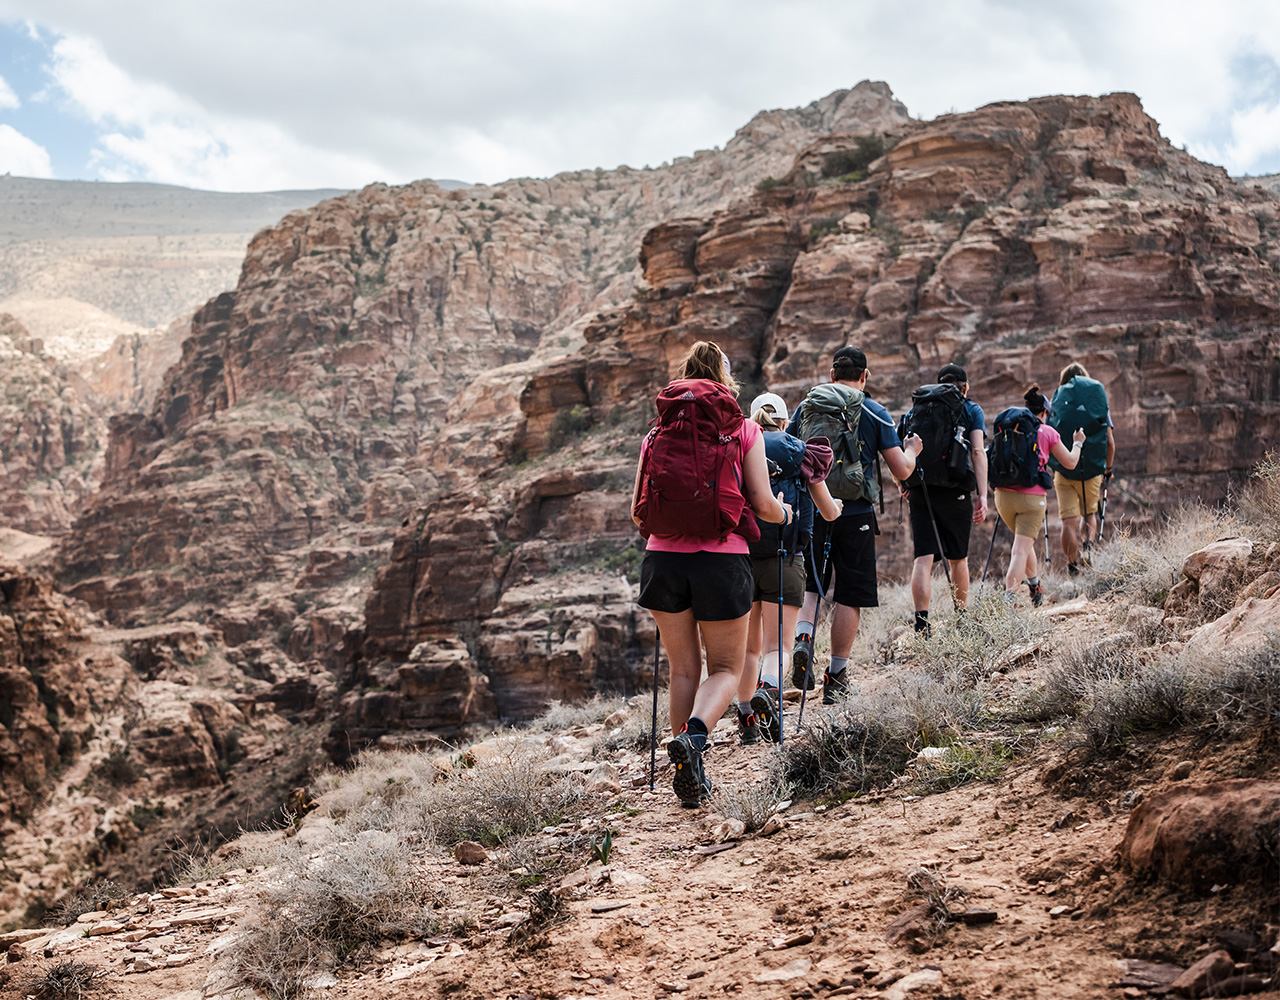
[46,35,391,190]
[2,0,1279,187]
[0,123,53,176]
[0,75,19,110]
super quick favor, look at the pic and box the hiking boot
[667,732,712,807]
[1028,581,1045,607]
[791,634,815,690]
[822,670,850,706]
[1067,561,1080,577]
[736,710,761,746]
[750,684,782,744]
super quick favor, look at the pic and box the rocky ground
[3,517,1277,1000]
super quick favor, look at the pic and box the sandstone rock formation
[0,314,107,534]
[49,86,1280,756]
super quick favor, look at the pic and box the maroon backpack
[634,378,760,543]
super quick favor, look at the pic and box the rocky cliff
[51,87,1280,759]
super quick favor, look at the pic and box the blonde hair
[751,407,786,431]
[678,340,740,394]
[1059,362,1089,385]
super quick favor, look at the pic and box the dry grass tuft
[1236,452,1280,543]
[51,881,127,926]
[15,960,111,1000]
[711,766,793,833]
[1087,505,1233,606]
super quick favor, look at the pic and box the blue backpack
[987,407,1051,490]
[750,431,811,556]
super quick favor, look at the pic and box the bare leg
[650,609,703,735]
[828,603,862,659]
[949,557,970,607]
[910,555,933,613]
[689,617,750,735]
[760,601,800,663]
[736,603,764,707]
[1061,515,1082,564]
[1084,513,1098,546]
[1005,535,1037,593]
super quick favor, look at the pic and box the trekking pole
[649,627,660,791]
[796,538,830,733]
[777,539,785,751]
[1043,521,1050,569]
[1098,471,1111,542]
[918,472,957,610]
[980,516,1001,588]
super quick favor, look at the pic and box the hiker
[785,346,923,706]
[630,341,793,808]
[990,385,1084,606]
[897,363,988,636]
[736,392,841,745]
[1048,362,1116,574]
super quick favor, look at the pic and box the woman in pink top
[993,385,1084,606]
[630,341,791,807]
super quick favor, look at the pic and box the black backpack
[988,407,1052,489]
[899,383,972,490]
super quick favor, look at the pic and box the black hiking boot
[1067,561,1080,577]
[667,732,711,807]
[822,670,850,706]
[791,634,815,690]
[1029,581,1045,607]
[750,684,782,744]
[736,710,761,746]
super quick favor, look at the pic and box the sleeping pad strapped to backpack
[1048,376,1109,481]
[898,383,972,490]
[988,407,1052,490]
[634,378,761,543]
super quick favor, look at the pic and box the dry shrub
[218,832,439,1000]
[507,887,569,953]
[902,739,1015,794]
[783,703,917,795]
[711,766,793,833]
[1033,631,1280,754]
[14,961,110,1000]
[905,865,966,937]
[1237,452,1280,543]
[530,694,631,733]
[1087,505,1233,606]
[316,738,590,847]
[51,881,126,925]
[907,593,1050,682]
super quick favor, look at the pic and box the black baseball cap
[833,346,867,369]
[937,363,967,384]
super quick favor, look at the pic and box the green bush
[820,135,886,179]
[546,404,593,451]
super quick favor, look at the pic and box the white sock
[828,656,848,677]
[758,670,780,688]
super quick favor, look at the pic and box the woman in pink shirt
[630,341,791,807]
[993,385,1084,606]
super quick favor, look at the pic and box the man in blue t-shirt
[898,363,989,637]
[782,346,922,708]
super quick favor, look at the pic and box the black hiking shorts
[638,550,753,621]
[805,511,879,608]
[907,486,973,561]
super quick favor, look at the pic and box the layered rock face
[0,314,107,535]
[53,87,1280,756]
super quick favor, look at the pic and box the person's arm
[882,433,923,482]
[741,435,791,524]
[970,428,988,522]
[808,480,843,521]
[1105,426,1115,473]
[1050,428,1086,469]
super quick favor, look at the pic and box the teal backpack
[1048,376,1109,481]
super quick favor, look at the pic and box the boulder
[1119,779,1280,890]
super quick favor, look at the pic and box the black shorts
[638,550,753,621]
[804,512,879,608]
[750,553,805,606]
[907,486,973,561]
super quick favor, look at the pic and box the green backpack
[1048,376,1110,481]
[796,383,879,505]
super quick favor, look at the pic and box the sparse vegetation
[52,880,127,925]
[17,960,111,1000]
[820,135,885,180]
[711,768,792,832]
[546,403,593,450]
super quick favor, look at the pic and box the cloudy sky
[0,0,1277,192]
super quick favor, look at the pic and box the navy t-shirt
[788,393,901,516]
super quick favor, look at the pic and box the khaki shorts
[995,489,1047,538]
[1053,472,1102,519]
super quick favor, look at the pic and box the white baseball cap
[750,391,789,421]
